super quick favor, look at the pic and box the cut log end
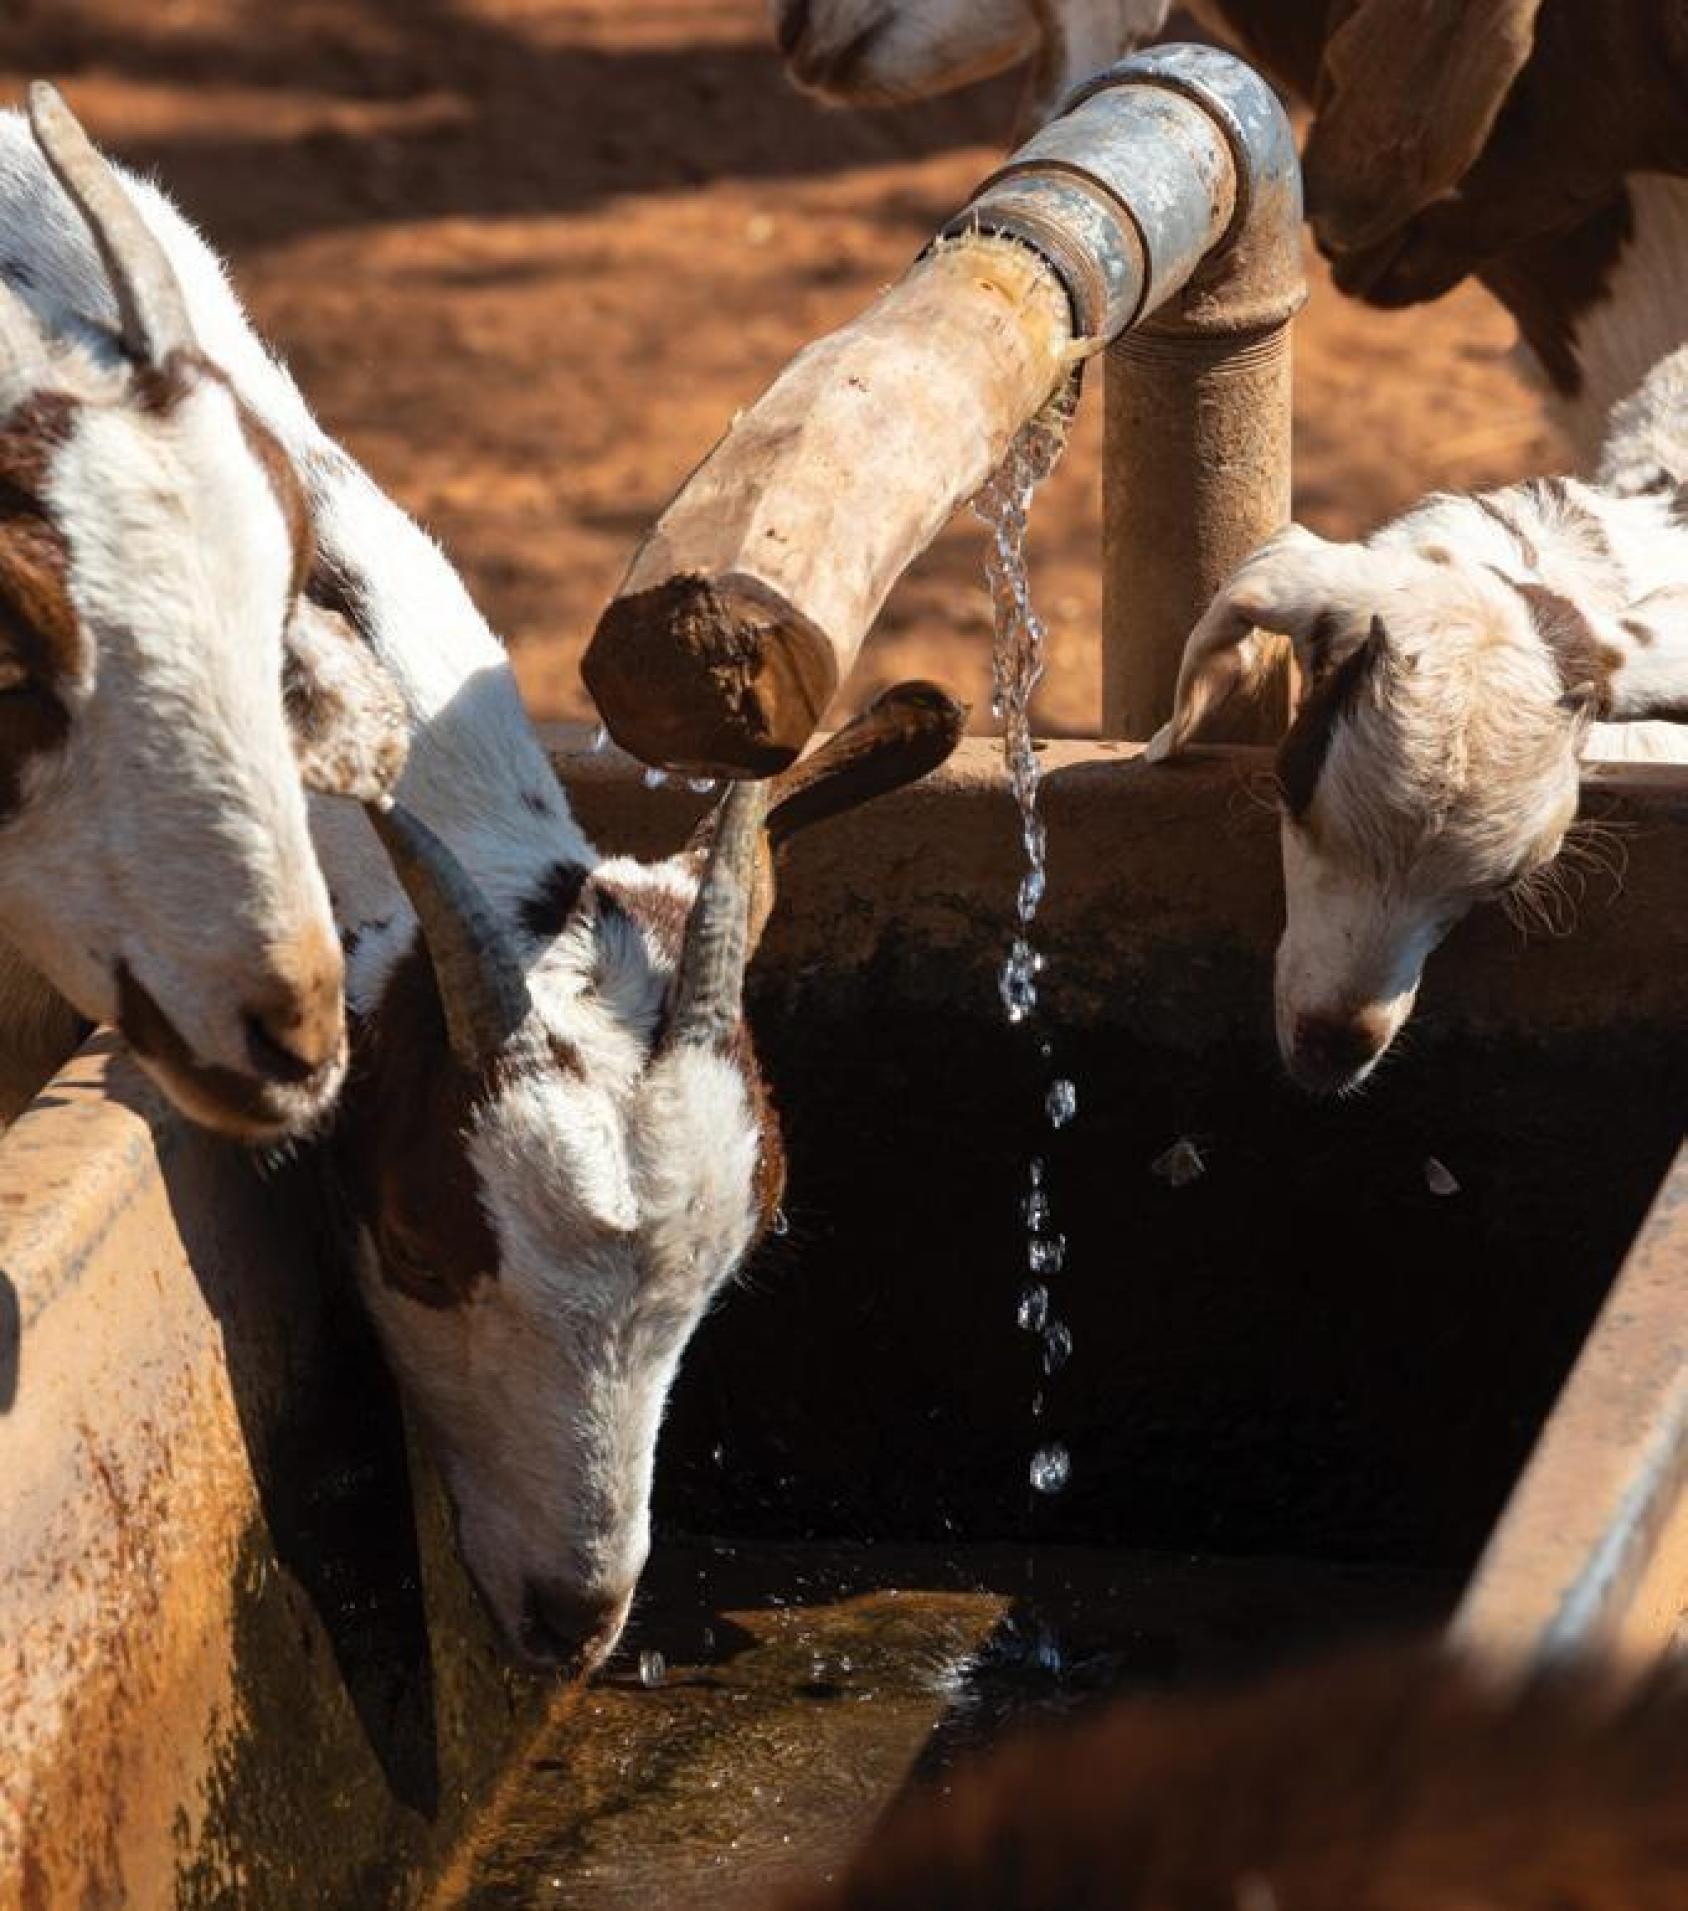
[582,573,840,778]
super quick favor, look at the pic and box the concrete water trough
[3,37,1687,1910]
[1,728,1683,1906]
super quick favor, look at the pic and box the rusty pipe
[584,46,1303,775]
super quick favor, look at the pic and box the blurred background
[0,0,1565,735]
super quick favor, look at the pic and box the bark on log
[583,236,1073,776]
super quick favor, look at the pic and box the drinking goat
[1146,461,1688,1094]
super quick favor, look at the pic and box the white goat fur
[8,113,809,1671]
[1149,362,1688,1094]
[0,109,355,1138]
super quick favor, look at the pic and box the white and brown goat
[1145,466,1688,1094]
[2,91,966,1672]
[327,685,961,1671]
[0,88,403,1138]
[772,0,1688,466]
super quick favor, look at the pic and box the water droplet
[1028,1234,1065,1276]
[1151,1138,1206,1188]
[638,1648,666,1688]
[1031,1389,1045,1417]
[1017,1284,1049,1332]
[702,1626,716,1654]
[642,765,668,790]
[1424,1156,1460,1197]
[1028,1158,1044,1187]
[1029,1443,1070,1495]
[688,776,717,795]
[1021,1187,1050,1230]
[771,1207,790,1237]
[1016,867,1045,923]
[1045,1079,1077,1128]
[711,1441,725,1467]
[1029,1623,1063,1673]
[1041,1319,1073,1373]
[589,723,608,754]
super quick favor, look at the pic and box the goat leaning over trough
[0,87,404,1138]
[0,90,968,1672]
[773,0,1688,466]
[1145,351,1688,1096]
[327,683,962,1671]
[776,1639,1688,1910]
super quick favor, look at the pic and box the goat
[771,0,1688,465]
[775,1639,1688,1910]
[320,682,963,1672]
[0,87,404,1141]
[0,88,966,1669]
[1144,400,1688,1093]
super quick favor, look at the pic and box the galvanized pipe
[584,45,1303,774]
[960,47,1304,741]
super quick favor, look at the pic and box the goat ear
[1304,0,1543,256]
[283,599,409,805]
[764,679,967,851]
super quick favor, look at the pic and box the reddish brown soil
[0,0,1565,735]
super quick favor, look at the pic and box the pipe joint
[947,44,1304,343]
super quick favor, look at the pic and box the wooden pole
[583,236,1073,777]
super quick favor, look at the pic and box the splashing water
[972,381,1080,1506]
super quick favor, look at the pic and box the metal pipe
[584,45,1304,775]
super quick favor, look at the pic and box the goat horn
[26,82,195,365]
[663,777,770,1052]
[365,800,532,1070]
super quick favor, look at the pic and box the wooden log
[583,236,1074,777]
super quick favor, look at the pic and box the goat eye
[379,1216,461,1307]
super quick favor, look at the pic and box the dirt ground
[0,0,1566,736]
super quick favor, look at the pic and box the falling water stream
[972,378,1081,1519]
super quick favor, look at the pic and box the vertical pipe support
[584,45,1304,774]
[1091,51,1305,741]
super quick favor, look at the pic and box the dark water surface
[432,1540,1452,1908]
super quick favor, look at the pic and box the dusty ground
[0,0,1565,735]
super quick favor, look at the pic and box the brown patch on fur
[1506,577,1618,714]
[126,345,203,417]
[131,349,316,596]
[235,399,314,600]
[336,938,502,1308]
[1275,620,1387,821]
[1421,545,1455,566]
[1621,617,1656,648]
[305,546,374,644]
[0,391,83,819]
[777,1640,1688,1911]
[1472,492,1541,567]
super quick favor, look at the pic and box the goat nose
[1289,1010,1389,1095]
[242,933,345,1084]
[520,1580,631,1674]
